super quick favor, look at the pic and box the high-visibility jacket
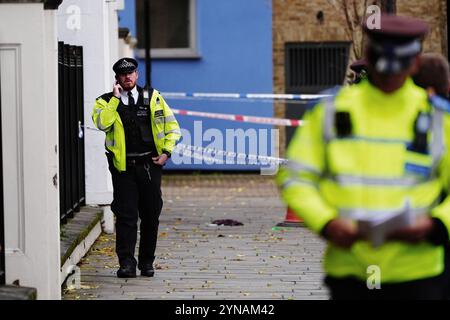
[277,78,450,283]
[92,88,181,172]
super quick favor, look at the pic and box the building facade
[273,0,448,153]
[0,0,61,299]
[0,0,126,299]
[118,0,275,170]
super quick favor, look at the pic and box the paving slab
[63,174,329,300]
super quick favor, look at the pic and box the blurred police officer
[92,58,181,278]
[413,52,450,98]
[413,52,450,299]
[278,15,450,299]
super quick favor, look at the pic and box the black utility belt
[126,152,157,165]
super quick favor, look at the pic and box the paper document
[356,200,417,247]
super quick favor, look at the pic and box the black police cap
[363,14,429,74]
[113,57,138,74]
[364,14,429,44]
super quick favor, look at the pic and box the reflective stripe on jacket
[92,88,181,172]
[277,78,450,283]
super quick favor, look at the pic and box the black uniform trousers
[107,153,163,269]
[325,272,448,300]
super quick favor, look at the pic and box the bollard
[101,206,115,234]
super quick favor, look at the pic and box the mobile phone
[115,81,123,92]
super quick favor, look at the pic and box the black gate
[58,42,85,223]
[0,68,5,285]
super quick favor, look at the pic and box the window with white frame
[136,0,198,59]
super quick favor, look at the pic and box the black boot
[117,265,136,278]
[139,264,155,277]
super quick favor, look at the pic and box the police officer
[413,53,450,98]
[92,58,181,278]
[413,52,450,299]
[349,58,367,84]
[277,15,450,299]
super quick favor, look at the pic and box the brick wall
[273,0,447,155]
[397,0,447,54]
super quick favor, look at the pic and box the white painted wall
[0,3,60,299]
[57,0,125,205]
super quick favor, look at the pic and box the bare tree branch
[331,0,373,59]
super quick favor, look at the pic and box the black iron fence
[58,42,85,223]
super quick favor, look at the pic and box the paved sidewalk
[63,174,328,300]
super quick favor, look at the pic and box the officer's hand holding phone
[113,81,123,98]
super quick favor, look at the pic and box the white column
[57,0,124,205]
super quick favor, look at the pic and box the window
[284,42,350,147]
[285,42,350,93]
[136,0,198,59]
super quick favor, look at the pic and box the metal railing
[58,42,86,223]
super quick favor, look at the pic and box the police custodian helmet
[113,57,138,75]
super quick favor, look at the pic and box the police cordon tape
[174,143,288,166]
[162,91,331,101]
[171,108,303,127]
[82,125,288,166]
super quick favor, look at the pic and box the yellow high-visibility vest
[277,78,450,283]
[92,88,181,172]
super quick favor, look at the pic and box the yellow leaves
[154,263,170,270]
[97,235,112,243]
[92,246,114,255]
[268,235,284,242]
[64,282,99,296]
[79,284,99,290]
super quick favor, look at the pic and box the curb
[60,206,103,286]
